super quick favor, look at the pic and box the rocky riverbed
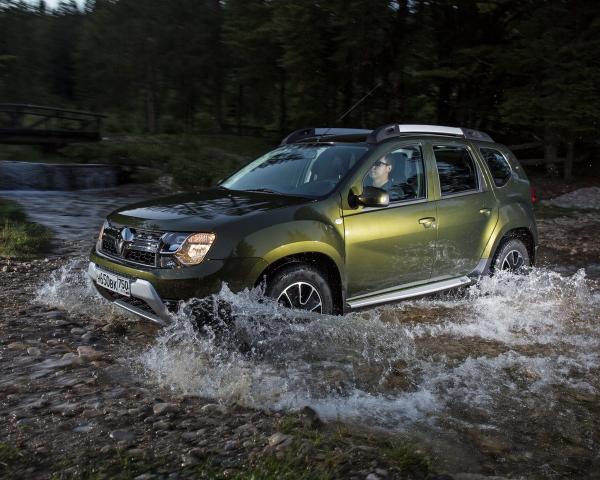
[1,187,600,480]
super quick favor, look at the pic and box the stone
[70,327,86,335]
[7,342,28,350]
[109,430,137,442]
[73,424,94,433]
[134,474,155,480]
[299,405,323,429]
[81,332,94,343]
[77,346,104,361]
[27,347,41,357]
[366,475,380,480]
[153,402,178,415]
[181,432,197,441]
[200,403,227,415]
[268,432,293,448]
[49,402,79,416]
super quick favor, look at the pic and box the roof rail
[280,127,372,145]
[366,124,494,143]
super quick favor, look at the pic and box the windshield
[222,144,369,197]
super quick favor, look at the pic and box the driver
[368,154,393,191]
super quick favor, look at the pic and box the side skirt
[346,276,472,310]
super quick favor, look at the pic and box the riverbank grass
[0,199,53,258]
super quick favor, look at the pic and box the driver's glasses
[372,160,389,168]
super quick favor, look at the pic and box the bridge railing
[0,103,106,133]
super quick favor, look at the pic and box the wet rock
[153,420,171,431]
[267,432,293,450]
[7,342,28,350]
[109,430,137,443]
[181,432,197,442]
[81,332,94,343]
[200,403,227,415]
[49,402,79,416]
[366,474,381,480]
[299,405,323,429]
[134,474,155,480]
[16,417,35,426]
[153,402,178,415]
[70,327,86,335]
[181,448,206,466]
[73,424,94,433]
[454,475,510,480]
[27,347,41,357]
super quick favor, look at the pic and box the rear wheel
[265,263,334,314]
[492,238,531,273]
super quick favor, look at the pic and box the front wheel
[492,238,531,273]
[265,263,334,314]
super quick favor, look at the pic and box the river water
[7,178,600,478]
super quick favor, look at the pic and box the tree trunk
[279,69,287,133]
[237,84,244,135]
[564,133,574,181]
[543,127,558,176]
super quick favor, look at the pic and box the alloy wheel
[501,249,525,272]
[277,281,323,313]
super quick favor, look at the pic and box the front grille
[100,225,163,267]
[125,249,155,265]
[102,237,117,255]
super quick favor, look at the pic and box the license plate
[96,268,131,297]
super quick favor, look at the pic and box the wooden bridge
[0,104,105,147]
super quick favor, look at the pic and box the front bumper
[88,262,171,325]
[88,251,268,325]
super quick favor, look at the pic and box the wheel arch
[255,252,345,314]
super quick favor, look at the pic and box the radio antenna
[316,82,381,141]
[335,82,381,123]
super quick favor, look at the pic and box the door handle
[479,208,492,216]
[418,217,436,228]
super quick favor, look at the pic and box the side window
[362,145,426,202]
[433,145,479,195]
[480,147,512,187]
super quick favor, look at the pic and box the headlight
[96,220,109,251]
[174,233,216,265]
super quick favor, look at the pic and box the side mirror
[353,186,389,208]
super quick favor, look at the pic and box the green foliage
[0,199,53,258]
[60,134,274,188]
[1,0,599,180]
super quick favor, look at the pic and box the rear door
[429,141,498,279]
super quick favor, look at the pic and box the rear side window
[480,147,512,187]
[433,145,479,195]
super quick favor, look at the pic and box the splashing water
[35,257,124,320]
[36,263,600,475]
[139,269,600,425]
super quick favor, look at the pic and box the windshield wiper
[243,188,281,194]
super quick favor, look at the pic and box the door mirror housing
[354,186,390,208]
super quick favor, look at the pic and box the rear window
[433,145,479,195]
[480,147,512,187]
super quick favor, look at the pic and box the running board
[346,276,472,309]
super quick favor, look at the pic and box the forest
[1,0,599,179]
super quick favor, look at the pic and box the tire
[492,238,531,273]
[265,263,334,314]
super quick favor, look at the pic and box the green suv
[89,124,538,324]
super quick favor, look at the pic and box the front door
[343,144,437,299]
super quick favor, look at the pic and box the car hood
[108,188,312,232]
